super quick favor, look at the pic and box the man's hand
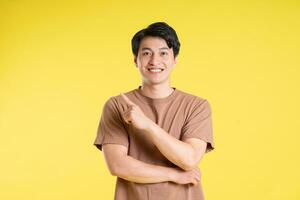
[170,167,201,186]
[121,93,154,130]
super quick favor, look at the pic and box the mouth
[147,68,164,73]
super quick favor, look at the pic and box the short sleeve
[93,97,129,151]
[181,99,215,153]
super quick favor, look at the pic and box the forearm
[120,94,204,171]
[145,123,196,171]
[112,154,176,184]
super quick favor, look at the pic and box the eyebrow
[141,47,170,51]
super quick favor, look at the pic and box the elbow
[108,159,129,177]
[109,168,118,177]
[181,161,198,171]
[108,163,124,177]
[106,155,128,177]
[180,151,205,171]
[107,161,123,177]
[180,155,201,171]
[109,165,131,180]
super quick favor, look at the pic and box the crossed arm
[101,94,208,184]
[102,144,201,185]
[145,123,207,171]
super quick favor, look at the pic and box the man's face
[134,36,177,85]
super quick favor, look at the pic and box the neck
[140,81,174,99]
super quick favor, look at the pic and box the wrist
[166,167,179,183]
[144,120,158,133]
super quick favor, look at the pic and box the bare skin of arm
[102,144,201,185]
[145,124,207,171]
[121,93,208,171]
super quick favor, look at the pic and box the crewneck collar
[134,85,178,104]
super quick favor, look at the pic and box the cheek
[165,60,176,67]
[138,66,147,74]
[137,58,148,67]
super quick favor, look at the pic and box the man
[93,22,215,200]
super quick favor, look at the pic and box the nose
[149,53,161,66]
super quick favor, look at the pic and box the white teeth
[148,68,163,72]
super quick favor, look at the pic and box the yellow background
[1,0,299,199]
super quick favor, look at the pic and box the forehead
[139,36,170,50]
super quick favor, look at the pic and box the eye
[161,51,168,56]
[142,51,151,56]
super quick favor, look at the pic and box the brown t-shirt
[93,86,215,200]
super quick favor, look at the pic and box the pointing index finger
[120,93,135,106]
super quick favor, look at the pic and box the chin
[147,79,169,85]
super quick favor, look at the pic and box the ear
[174,56,178,64]
[134,56,137,67]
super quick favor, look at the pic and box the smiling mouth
[147,68,164,73]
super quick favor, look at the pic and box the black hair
[131,22,180,58]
